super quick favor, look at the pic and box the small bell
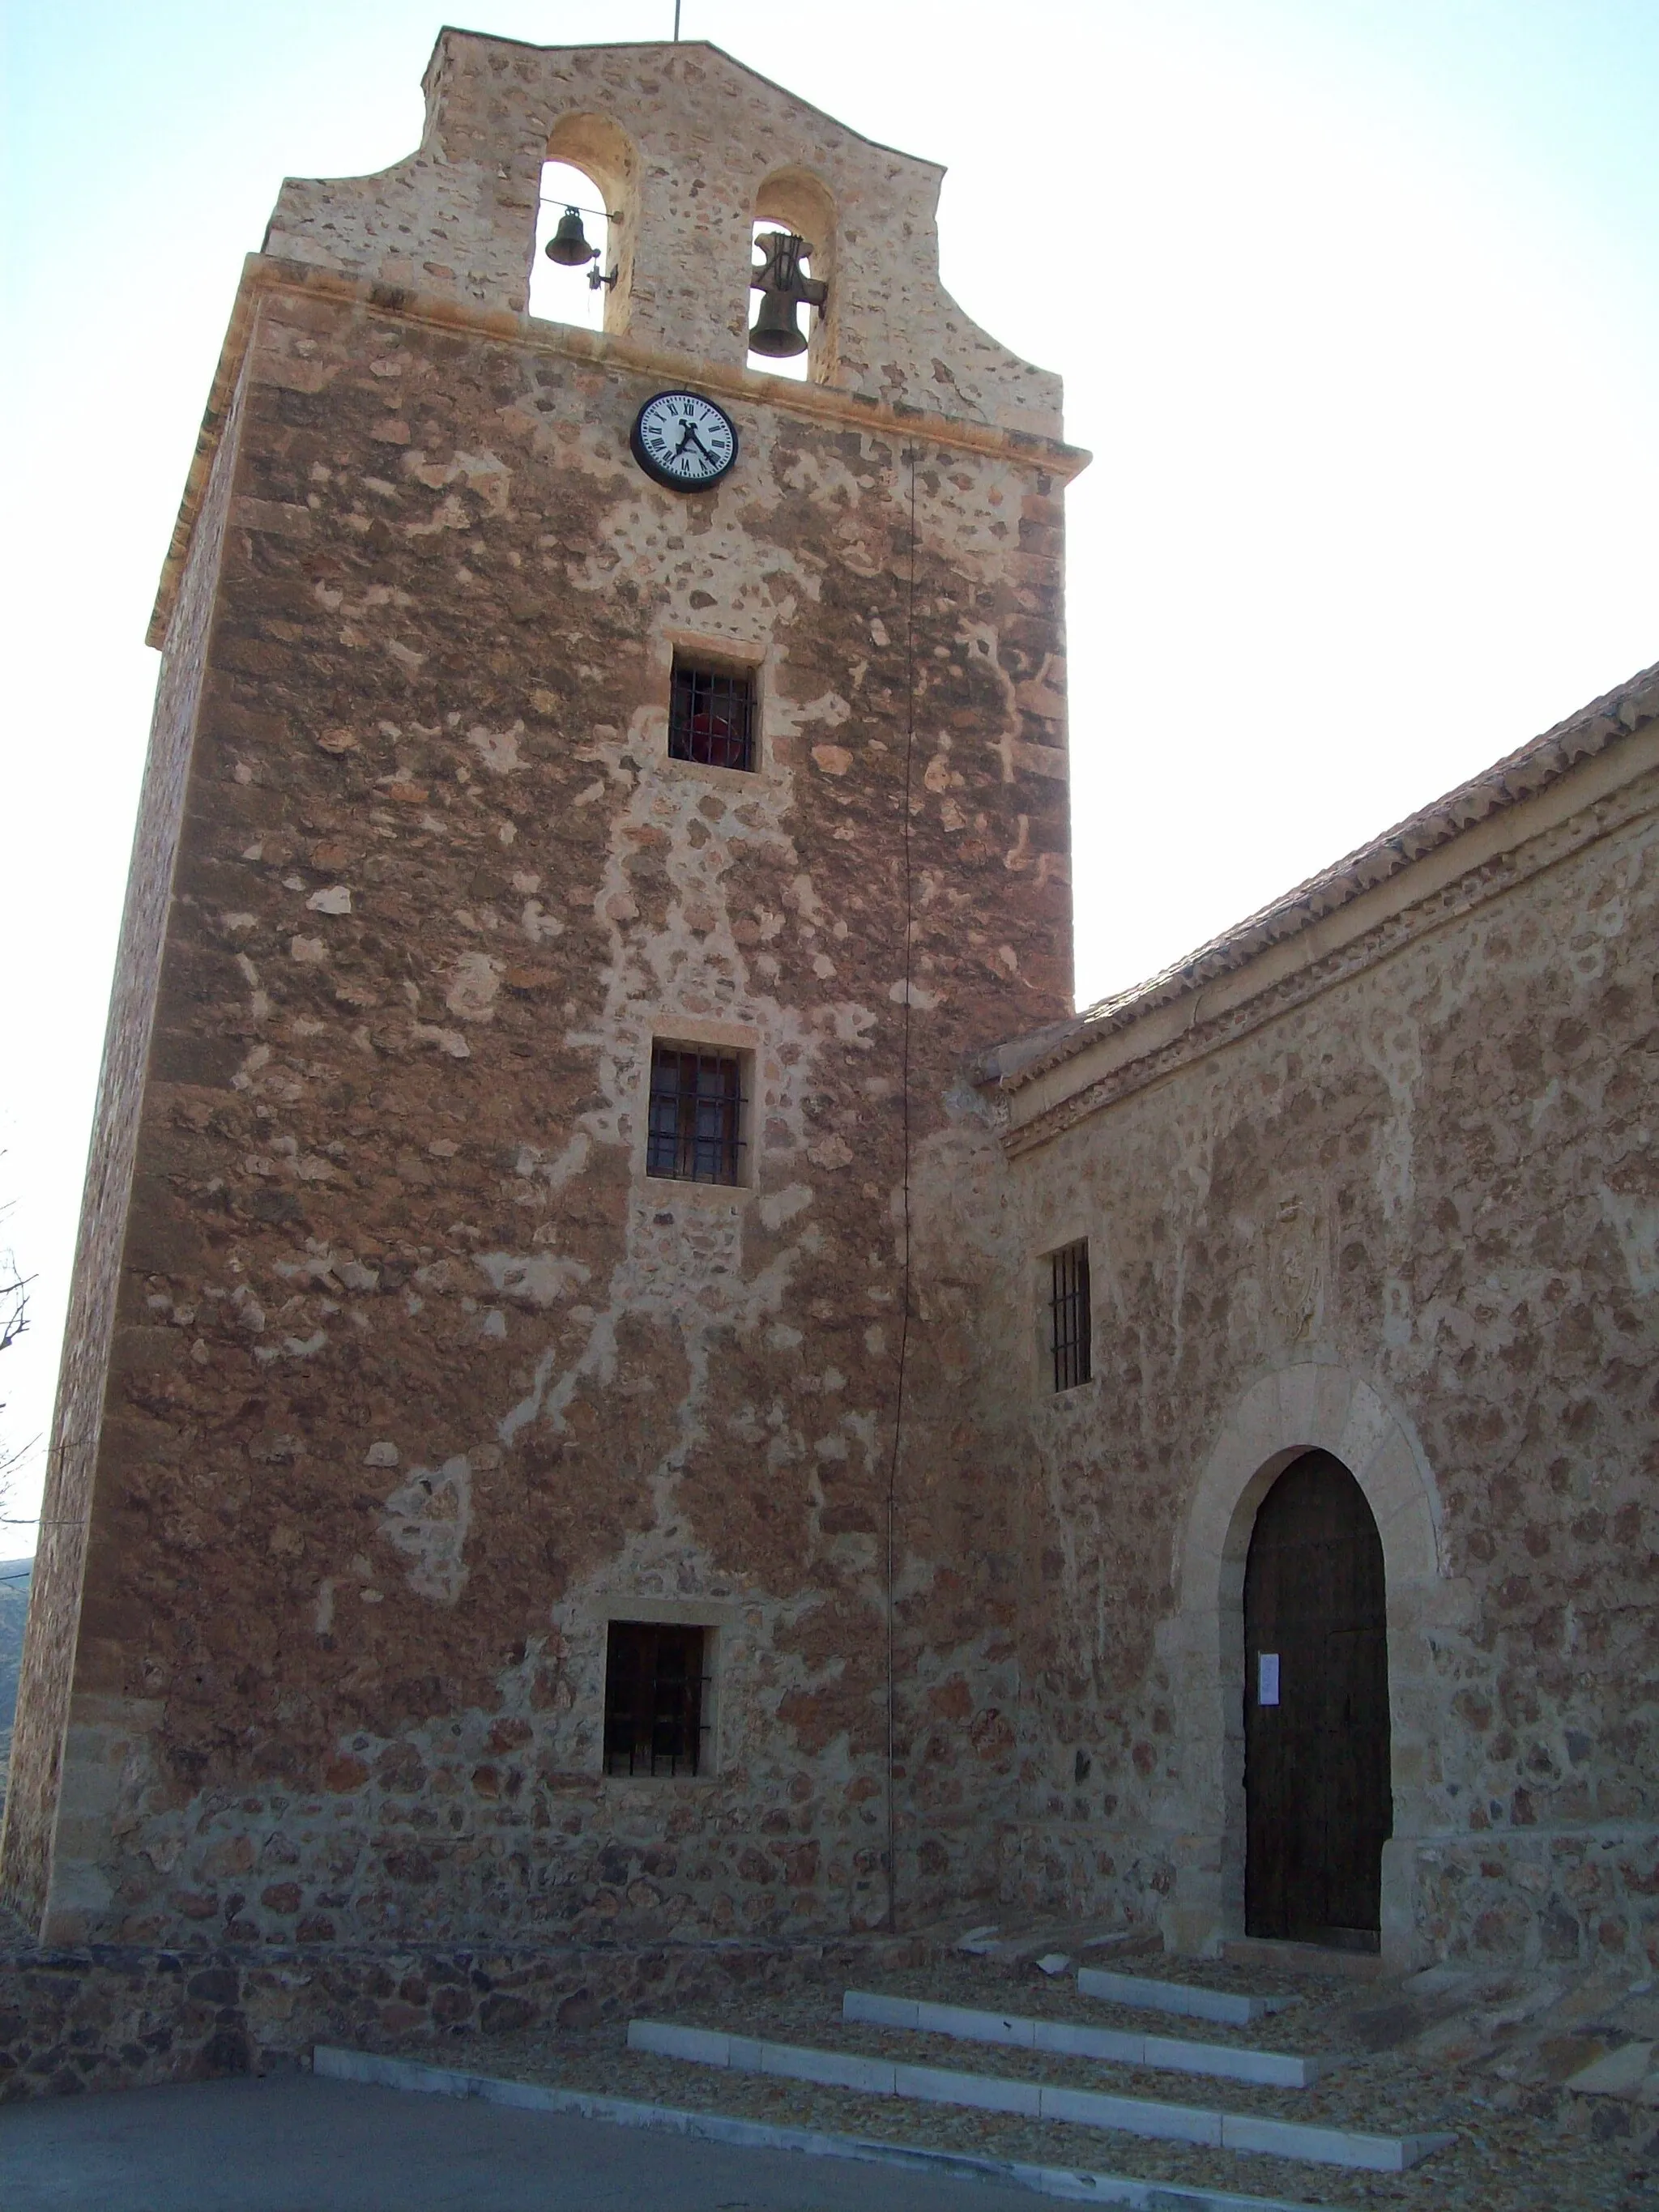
[748,231,826,357]
[748,286,809,357]
[544,206,596,266]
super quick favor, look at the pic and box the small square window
[603,1621,709,1777]
[647,1043,745,1184]
[669,657,756,772]
[1049,1239,1092,1392]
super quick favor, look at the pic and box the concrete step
[627,2018,1454,2173]
[1078,1967,1299,2028]
[318,2044,1352,2212]
[842,1989,1338,2089]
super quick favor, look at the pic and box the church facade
[987,667,1658,1975]
[4,32,1654,2003]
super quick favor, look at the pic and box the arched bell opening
[749,166,837,383]
[1242,1449,1392,1952]
[527,113,639,335]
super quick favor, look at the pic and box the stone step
[842,1989,1337,2089]
[627,2019,1454,2173]
[943,1918,1158,1969]
[316,2044,1350,2212]
[1078,1967,1300,2028]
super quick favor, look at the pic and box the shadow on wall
[0,1558,33,1813]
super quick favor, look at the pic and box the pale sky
[2,0,1656,1549]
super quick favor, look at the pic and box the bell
[748,285,808,358]
[544,206,595,266]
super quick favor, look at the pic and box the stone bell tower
[3,32,1083,1965]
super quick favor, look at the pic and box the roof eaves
[977,657,1659,1092]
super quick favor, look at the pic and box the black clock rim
[630,390,740,492]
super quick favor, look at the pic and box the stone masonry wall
[14,241,1076,1952]
[0,368,250,1931]
[0,1929,926,2101]
[1000,756,1659,1972]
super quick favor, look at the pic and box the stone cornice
[147,254,1090,649]
[997,734,1659,1158]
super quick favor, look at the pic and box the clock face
[630,390,739,491]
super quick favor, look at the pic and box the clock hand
[646,407,727,476]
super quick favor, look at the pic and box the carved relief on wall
[1261,1179,1331,1350]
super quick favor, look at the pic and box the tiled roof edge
[977,658,1659,1092]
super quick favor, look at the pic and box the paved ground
[0,2070,1047,2211]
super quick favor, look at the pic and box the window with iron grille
[603,1621,710,1777]
[669,657,756,772]
[1049,1239,1092,1392]
[646,1043,745,1184]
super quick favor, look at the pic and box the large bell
[544,206,596,266]
[748,284,808,358]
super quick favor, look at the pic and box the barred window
[646,1044,745,1184]
[603,1622,709,1777]
[1049,1239,1092,1392]
[669,658,756,772]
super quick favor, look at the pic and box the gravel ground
[429,1952,1656,2212]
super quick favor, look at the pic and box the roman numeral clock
[630,390,739,489]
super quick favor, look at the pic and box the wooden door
[1243,1451,1391,1949]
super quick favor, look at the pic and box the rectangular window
[647,1044,745,1184]
[603,1621,709,1777]
[669,658,756,772]
[1049,1238,1092,1392]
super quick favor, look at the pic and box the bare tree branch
[0,1255,29,1359]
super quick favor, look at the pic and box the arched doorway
[1243,1450,1391,1950]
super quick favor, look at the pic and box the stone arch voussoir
[1161,1360,1446,1971]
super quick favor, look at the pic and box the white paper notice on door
[1258,1652,1281,1707]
